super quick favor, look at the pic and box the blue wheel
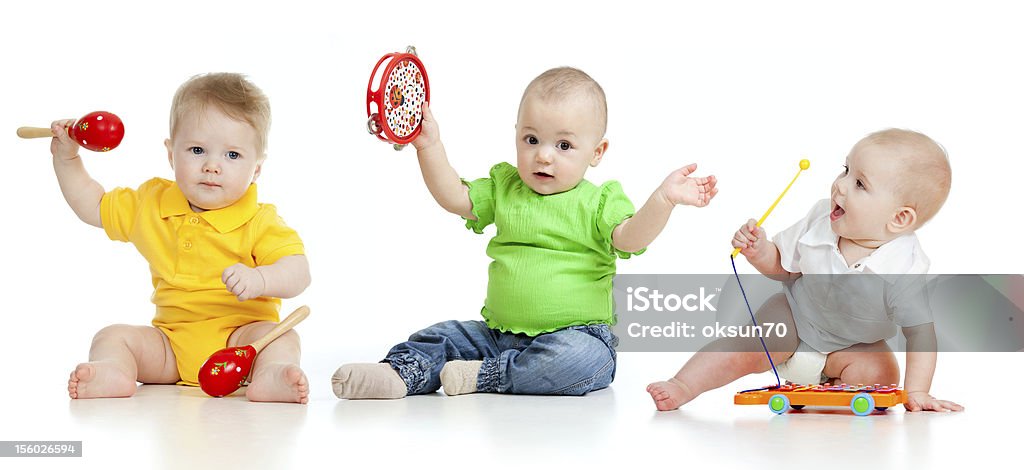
[768,394,790,414]
[850,392,875,416]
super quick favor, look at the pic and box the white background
[0,1,1020,468]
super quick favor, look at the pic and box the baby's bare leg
[230,322,308,404]
[68,325,179,399]
[823,340,900,386]
[647,293,800,410]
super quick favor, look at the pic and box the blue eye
[190,146,204,155]
[558,141,573,151]
[227,151,240,160]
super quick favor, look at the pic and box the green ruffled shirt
[463,162,643,336]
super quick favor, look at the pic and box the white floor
[0,351,1014,469]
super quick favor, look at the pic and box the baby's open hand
[411,102,440,152]
[658,163,718,207]
[905,391,964,412]
[222,263,266,302]
[732,219,769,259]
[50,119,80,161]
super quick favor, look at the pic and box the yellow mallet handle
[731,159,810,258]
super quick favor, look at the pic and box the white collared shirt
[772,199,933,353]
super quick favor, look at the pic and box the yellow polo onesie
[100,178,305,385]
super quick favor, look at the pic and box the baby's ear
[165,139,174,169]
[888,206,918,234]
[252,159,264,183]
[590,139,609,167]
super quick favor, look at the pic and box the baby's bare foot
[646,378,695,411]
[331,363,407,399]
[67,362,137,399]
[246,363,309,404]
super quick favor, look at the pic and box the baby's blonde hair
[169,73,271,159]
[857,128,951,226]
[520,67,608,137]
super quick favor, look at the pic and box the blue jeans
[383,320,618,396]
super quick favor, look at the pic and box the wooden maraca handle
[17,127,56,139]
[250,305,310,352]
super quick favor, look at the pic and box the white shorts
[775,341,828,385]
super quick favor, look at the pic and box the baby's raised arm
[411,104,474,220]
[50,119,104,228]
[612,163,718,253]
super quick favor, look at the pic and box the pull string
[730,255,781,389]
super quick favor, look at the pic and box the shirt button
[183,240,192,250]
[190,216,199,225]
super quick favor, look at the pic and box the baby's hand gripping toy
[198,305,310,397]
[366,46,430,151]
[17,111,125,152]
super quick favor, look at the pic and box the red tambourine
[366,46,430,150]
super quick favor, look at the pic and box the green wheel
[768,394,790,414]
[851,392,875,416]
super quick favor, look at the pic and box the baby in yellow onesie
[51,73,311,403]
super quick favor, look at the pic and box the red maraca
[198,305,310,397]
[17,111,124,152]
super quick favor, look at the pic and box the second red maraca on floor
[198,305,311,397]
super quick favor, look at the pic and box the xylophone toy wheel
[850,392,875,416]
[768,394,790,415]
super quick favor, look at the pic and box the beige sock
[331,363,407,399]
[440,360,483,396]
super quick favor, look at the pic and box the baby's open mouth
[830,203,845,221]
[534,172,554,179]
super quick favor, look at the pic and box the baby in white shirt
[648,129,963,412]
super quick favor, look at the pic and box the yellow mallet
[731,159,810,258]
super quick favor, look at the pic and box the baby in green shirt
[333,67,718,398]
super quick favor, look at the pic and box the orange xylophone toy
[735,383,906,416]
